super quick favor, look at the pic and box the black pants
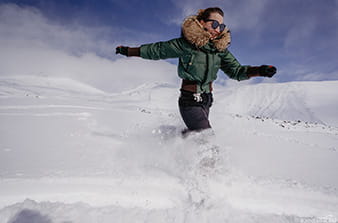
[178,90,213,131]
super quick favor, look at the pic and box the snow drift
[0,76,337,223]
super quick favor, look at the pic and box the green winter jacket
[140,16,249,93]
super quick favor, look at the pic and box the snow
[0,75,338,223]
[215,81,338,126]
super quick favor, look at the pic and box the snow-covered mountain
[0,76,338,223]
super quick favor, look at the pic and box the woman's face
[200,12,224,39]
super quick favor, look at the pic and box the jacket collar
[181,15,231,52]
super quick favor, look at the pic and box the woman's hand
[259,65,277,77]
[115,46,129,56]
[247,65,277,78]
[115,46,140,57]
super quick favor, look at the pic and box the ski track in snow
[1,76,338,223]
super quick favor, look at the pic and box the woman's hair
[196,7,224,21]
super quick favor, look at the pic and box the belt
[180,79,213,93]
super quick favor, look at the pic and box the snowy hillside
[0,76,338,223]
[215,81,338,126]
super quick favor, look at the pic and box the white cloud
[0,3,120,57]
[0,44,179,92]
[0,3,179,93]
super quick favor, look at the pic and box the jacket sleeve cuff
[127,47,141,57]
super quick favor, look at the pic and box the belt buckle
[193,93,203,102]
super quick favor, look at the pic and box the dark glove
[247,65,277,78]
[259,65,277,78]
[116,46,141,57]
[115,46,129,56]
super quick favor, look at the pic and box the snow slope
[0,76,338,223]
[215,81,338,126]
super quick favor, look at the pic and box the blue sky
[1,0,338,84]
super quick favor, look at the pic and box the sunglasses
[204,19,226,32]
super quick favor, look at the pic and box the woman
[116,7,276,135]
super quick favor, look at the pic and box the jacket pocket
[180,54,194,71]
[214,55,221,68]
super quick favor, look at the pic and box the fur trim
[182,15,231,51]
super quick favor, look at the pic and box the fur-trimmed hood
[181,15,231,52]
